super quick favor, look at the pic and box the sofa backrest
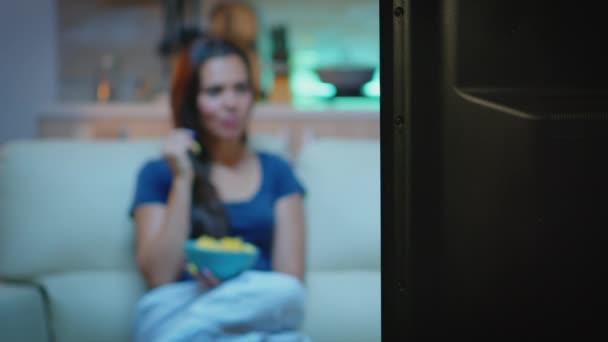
[295,138,380,272]
[0,136,288,280]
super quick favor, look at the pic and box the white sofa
[0,135,380,342]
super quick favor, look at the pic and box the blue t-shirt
[130,151,305,282]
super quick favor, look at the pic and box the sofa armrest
[0,281,50,342]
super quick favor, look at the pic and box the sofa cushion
[38,270,146,342]
[0,136,289,279]
[296,138,381,271]
[301,270,381,342]
[0,282,50,342]
[0,139,160,279]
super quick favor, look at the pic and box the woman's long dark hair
[170,33,254,239]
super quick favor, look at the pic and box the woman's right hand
[162,128,197,182]
[193,267,223,289]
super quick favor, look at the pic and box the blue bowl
[183,240,259,280]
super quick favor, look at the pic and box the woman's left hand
[193,267,222,288]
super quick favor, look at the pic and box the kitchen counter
[40,96,379,119]
[38,97,380,157]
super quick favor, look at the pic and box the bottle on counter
[268,25,291,104]
[95,54,115,103]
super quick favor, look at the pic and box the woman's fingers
[192,267,221,288]
[164,129,194,152]
[161,129,197,179]
[192,270,209,288]
[202,268,221,286]
[190,140,202,155]
[166,130,200,158]
[177,128,196,139]
[201,268,221,287]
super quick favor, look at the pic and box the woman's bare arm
[134,129,196,288]
[272,193,306,281]
[134,177,192,288]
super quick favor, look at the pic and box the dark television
[382,0,608,339]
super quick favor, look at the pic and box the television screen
[382,0,608,339]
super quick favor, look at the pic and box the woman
[130,36,308,341]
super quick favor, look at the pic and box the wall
[0,0,378,143]
[57,0,164,102]
[0,0,58,144]
[255,0,380,97]
[55,0,379,102]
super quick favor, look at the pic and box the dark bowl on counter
[315,66,376,97]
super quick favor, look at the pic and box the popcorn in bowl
[184,235,259,280]
[194,235,257,253]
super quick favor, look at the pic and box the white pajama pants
[133,271,309,342]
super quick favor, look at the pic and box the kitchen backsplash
[57,0,379,102]
[256,0,379,98]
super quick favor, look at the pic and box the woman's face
[197,54,253,142]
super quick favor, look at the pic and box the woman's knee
[273,272,305,302]
[134,281,201,319]
[250,272,306,318]
[269,273,306,329]
[244,271,305,301]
